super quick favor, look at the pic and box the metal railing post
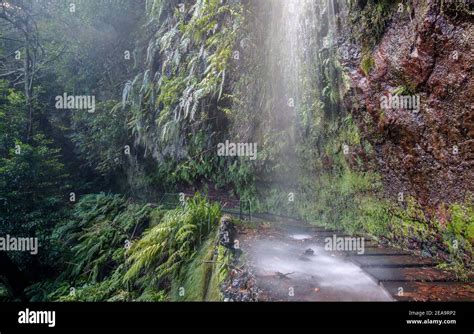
[239,200,243,220]
[248,199,252,223]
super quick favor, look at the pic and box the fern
[58,194,154,282]
[123,194,221,287]
[122,0,243,162]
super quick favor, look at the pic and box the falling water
[263,0,312,192]
[260,0,340,192]
[248,1,394,301]
[267,0,308,135]
[266,0,338,125]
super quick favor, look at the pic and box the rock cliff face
[342,0,473,212]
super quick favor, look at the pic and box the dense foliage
[0,0,472,301]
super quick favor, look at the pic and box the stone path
[237,220,474,301]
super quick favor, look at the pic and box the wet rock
[218,215,236,249]
[221,269,261,302]
[304,248,315,256]
[342,1,473,208]
[275,271,294,279]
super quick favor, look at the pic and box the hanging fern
[122,0,243,162]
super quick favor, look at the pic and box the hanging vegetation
[123,0,243,162]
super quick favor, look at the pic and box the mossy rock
[171,229,230,301]
[360,53,375,76]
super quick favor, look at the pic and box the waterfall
[267,0,309,133]
[261,1,338,188]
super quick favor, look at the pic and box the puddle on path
[244,231,393,301]
[289,233,313,241]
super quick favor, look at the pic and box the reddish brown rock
[343,1,473,209]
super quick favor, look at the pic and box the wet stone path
[237,221,474,301]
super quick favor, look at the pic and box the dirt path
[237,221,474,301]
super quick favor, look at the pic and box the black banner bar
[0,302,472,332]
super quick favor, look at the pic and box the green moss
[356,196,392,237]
[171,230,230,301]
[302,170,386,235]
[385,196,473,278]
[392,84,416,96]
[205,244,231,301]
[360,53,375,76]
[349,0,398,50]
[441,202,473,274]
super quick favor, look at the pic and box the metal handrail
[157,192,252,222]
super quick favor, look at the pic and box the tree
[0,81,69,299]
[0,0,43,140]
